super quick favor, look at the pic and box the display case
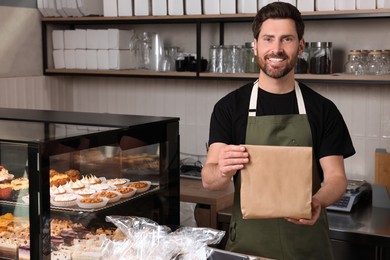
[0,108,180,259]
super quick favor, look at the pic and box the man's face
[254,18,304,79]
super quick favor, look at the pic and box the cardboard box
[52,30,64,50]
[185,0,202,15]
[86,50,98,69]
[238,0,257,13]
[168,0,184,15]
[97,50,110,70]
[75,49,87,69]
[220,0,236,14]
[103,0,118,17]
[97,29,109,50]
[335,0,355,10]
[316,0,335,11]
[152,0,168,16]
[108,29,134,50]
[53,50,65,68]
[202,0,220,14]
[134,0,151,16]
[118,0,133,16]
[64,49,76,69]
[297,0,314,11]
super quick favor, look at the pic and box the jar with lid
[344,50,365,75]
[367,50,385,75]
[208,45,219,73]
[244,42,260,73]
[309,42,332,74]
[380,50,390,75]
[295,42,310,74]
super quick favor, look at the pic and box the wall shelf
[42,9,390,84]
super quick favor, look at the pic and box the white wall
[0,6,390,184]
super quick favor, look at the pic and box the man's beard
[258,51,297,78]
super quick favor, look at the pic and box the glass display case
[0,108,180,259]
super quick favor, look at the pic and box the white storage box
[315,0,334,11]
[97,50,110,70]
[103,0,118,17]
[97,29,110,50]
[64,30,77,49]
[75,49,87,69]
[86,50,98,69]
[335,0,355,10]
[203,0,220,14]
[377,0,390,8]
[66,0,83,17]
[86,29,99,49]
[279,0,296,7]
[108,29,134,49]
[44,0,61,17]
[55,0,68,17]
[238,0,257,14]
[297,0,314,11]
[134,0,152,15]
[168,0,184,15]
[52,30,64,50]
[258,0,276,10]
[53,50,65,69]
[77,0,104,16]
[64,49,76,69]
[356,0,375,9]
[153,0,168,15]
[109,50,133,69]
[118,0,133,16]
[37,0,49,17]
[185,0,202,15]
[220,0,236,14]
[74,29,87,49]
[60,0,71,16]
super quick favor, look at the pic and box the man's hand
[285,197,322,225]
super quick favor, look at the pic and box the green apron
[225,80,334,260]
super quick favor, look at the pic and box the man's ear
[298,39,305,55]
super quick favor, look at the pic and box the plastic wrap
[103,215,226,260]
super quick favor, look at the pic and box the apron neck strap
[248,80,306,116]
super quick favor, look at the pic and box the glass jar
[344,50,365,75]
[244,42,260,73]
[208,45,219,73]
[380,50,390,75]
[295,42,310,74]
[367,50,385,75]
[309,42,332,74]
[231,45,245,73]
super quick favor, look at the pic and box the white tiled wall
[1,76,389,184]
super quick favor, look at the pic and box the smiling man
[201,2,355,259]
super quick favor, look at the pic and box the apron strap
[248,80,306,116]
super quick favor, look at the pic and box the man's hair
[252,2,305,40]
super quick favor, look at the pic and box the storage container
[185,0,202,14]
[103,0,118,17]
[52,30,64,50]
[315,0,334,11]
[134,0,151,16]
[86,49,98,69]
[238,0,257,13]
[309,42,332,74]
[377,0,390,8]
[64,49,76,69]
[356,0,375,9]
[153,0,168,15]
[297,0,314,11]
[258,0,277,10]
[335,0,355,10]
[220,0,236,14]
[279,0,296,7]
[75,49,87,69]
[203,0,220,14]
[117,0,133,16]
[168,0,184,15]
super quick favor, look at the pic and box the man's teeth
[269,58,284,62]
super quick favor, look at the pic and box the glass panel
[49,140,161,259]
[0,142,30,260]
[0,120,116,142]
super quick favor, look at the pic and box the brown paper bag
[240,144,312,219]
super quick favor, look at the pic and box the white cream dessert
[75,189,96,197]
[65,180,84,190]
[50,185,66,195]
[81,175,101,185]
[53,194,77,202]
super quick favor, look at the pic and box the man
[201,2,355,259]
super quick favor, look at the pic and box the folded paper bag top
[240,144,313,219]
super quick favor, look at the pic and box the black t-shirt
[208,81,355,181]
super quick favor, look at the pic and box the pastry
[0,183,12,199]
[107,178,128,187]
[81,174,102,185]
[64,169,81,181]
[75,188,96,198]
[50,185,66,196]
[0,166,14,182]
[65,180,84,191]
[50,174,69,187]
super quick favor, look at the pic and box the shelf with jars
[41,9,390,84]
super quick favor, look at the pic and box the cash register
[327,179,371,212]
